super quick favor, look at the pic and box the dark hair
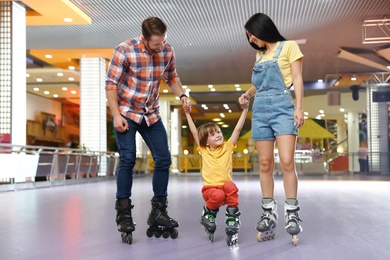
[142,17,167,41]
[244,13,286,50]
[197,123,220,147]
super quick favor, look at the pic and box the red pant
[202,181,239,210]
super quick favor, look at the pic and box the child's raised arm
[229,107,249,145]
[185,110,200,146]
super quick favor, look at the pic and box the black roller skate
[115,199,136,244]
[256,198,278,242]
[146,197,179,239]
[284,199,303,246]
[200,206,218,242]
[225,207,240,246]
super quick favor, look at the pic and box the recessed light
[57,72,64,76]
[53,94,58,98]
[33,87,39,91]
[68,66,75,70]
[68,77,74,81]
[64,18,73,23]
[71,90,77,94]
[62,87,68,91]
[44,91,50,95]
[45,54,52,59]
[36,78,43,82]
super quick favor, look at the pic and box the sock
[285,198,298,205]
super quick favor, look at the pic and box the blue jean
[114,117,171,199]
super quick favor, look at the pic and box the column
[80,58,107,175]
[367,84,389,173]
[347,112,359,172]
[170,108,182,173]
[0,2,26,145]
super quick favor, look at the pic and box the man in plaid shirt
[106,17,191,241]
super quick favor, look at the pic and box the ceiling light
[235,84,240,88]
[163,89,168,93]
[64,18,73,23]
[228,110,232,113]
[221,124,229,128]
[33,87,39,91]
[43,91,50,95]
[304,112,309,115]
[317,79,323,83]
[68,66,75,70]
[53,94,58,98]
[236,88,241,91]
[62,87,68,91]
[26,74,30,77]
[339,108,345,112]
[57,72,63,76]
[208,85,213,88]
[71,90,77,94]
[220,113,225,118]
[212,118,221,122]
[223,104,229,109]
[351,77,357,81]
[45,54,52,59]
[183,85,187,89]
[68,77,74,81]
[210,88,215,92]
[36,78,43,82]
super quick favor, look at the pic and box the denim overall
[251,41,297,141]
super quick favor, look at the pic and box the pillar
[347,112,359,172]
[367,84,389,173]
[80,58,107,175]
[0,2,26,145]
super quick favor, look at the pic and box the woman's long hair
[244,13,286,51]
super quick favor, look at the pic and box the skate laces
[285,210,302,228]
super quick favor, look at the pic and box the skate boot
[256,198,278,242]
[284,198,303,246]
[146,197,179,239]
[225,207,240,246]
[115,199,136,244]
[200,206,218,242]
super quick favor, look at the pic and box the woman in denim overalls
[238,13,304,246]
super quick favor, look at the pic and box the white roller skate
[256,198,278,242]
[284,199,302,246]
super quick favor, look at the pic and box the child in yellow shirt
[185,100,248,246]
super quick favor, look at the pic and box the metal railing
[0,144,120,189]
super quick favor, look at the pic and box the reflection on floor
[0,173,389,260]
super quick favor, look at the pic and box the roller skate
[284,199,302,246]
[115,199,136,244]
[225,207,240,246]
[200,206,218,242]
[146,197,179,239]
[256,198,278,242]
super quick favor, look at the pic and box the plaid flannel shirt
[105,36,180,126]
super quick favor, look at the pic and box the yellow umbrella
[298,119,335,139]
[239,119,335,140]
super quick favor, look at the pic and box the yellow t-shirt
[255,40,303,87]
[197,139,236,186]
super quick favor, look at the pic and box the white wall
[26,93,62,123]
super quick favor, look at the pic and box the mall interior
[0,0,390,259]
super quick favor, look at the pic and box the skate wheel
[121,232,133,244]
[256,232,262,242]
[292,235,298,246]
[162,231,170,239]
[146,228,153,238]
[170,229,179,239]
[154,231,162,238]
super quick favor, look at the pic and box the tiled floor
[0,173,389,260]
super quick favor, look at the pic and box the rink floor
[0,173,389,260]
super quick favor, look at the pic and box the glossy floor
[0,173,389,260]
